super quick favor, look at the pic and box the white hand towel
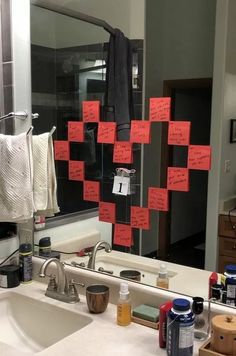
[0,132,34,222]
[32,133,59,217]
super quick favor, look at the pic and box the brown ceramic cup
[86,284,109,313]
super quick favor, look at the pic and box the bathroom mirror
[30,0,231,305]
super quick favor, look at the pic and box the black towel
[105,29,134,141]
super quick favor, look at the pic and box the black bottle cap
[19,243,32,253]
[39,237,51,248]
[192,297,204,314]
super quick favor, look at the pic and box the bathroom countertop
[65,249,211,299]
[0,281,204,356]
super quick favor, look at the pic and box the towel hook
[26,126,34,135]
[50,126,56,136]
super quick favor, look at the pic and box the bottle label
[227,284,236,298]
[19,255,32,282]
[179,324,194,349]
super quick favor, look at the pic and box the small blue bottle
[167,298,195,356]
[224,264,236,306]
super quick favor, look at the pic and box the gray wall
[143,0,216,255]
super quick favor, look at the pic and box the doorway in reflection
[158,79,212,269]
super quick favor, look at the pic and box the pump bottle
[117,282,131,326]
[156,263,169,289]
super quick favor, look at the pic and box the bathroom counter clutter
[0,281,204,356]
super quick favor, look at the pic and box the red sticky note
[68,121,84,142]
[113,142,133,164]
[97,122,116,144]
[114,224,132,247]
[168,121,191,146]
[130,120,151,144]
[188,145,211,170]
[69,160,84,181]
[148,187,169,211]
[82,101,100,122]
[131,206,150,230]
[167,167,189,192]
[149,97,171,122]
[54,141,69,161]
[83,180,100,202]
[99,202,116,223]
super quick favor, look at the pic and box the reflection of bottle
[156,263,169,289]
[39,237,51,258]
[208,272,218,299]
[117,282,131,326]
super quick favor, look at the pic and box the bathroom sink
[94,253,177,286]
[0,292,92,354]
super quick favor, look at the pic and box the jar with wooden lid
[211,314,236,355]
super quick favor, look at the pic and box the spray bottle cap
[159,263,167,278]
[119,282,129,298]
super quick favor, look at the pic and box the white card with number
[112,176,130,196]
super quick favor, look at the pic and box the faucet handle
[47,275,57,291]
[69,279,85,288]
[68,279,85,303]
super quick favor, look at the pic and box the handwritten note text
[168,121,191,146]
[149,97,171,122]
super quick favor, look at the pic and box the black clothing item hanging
[105,29,134,141]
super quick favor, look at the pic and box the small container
[224,264,236,306]
[156,263,169,289]
[211,283,223,301]
[167,298,195,356]
[192,297,208,341]
[159,300,173,348]
[19,243,32,283]
[86,284,109,313]
[117,282,131,326]
[208,272,218,299]
[211,314,236,355]
[0,265,20,288]
[119,270,141,282]
[39,237,51,258]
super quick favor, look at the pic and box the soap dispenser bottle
[117,282,131,326]
[156,263,169,289]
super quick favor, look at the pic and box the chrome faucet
[39,258,84,303]
[87,241,112,270]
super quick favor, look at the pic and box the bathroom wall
[205,0,236,270]
[219,0,236,200]
[142,0,216,255]
[31,0,145,48]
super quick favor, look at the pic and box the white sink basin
[0,292,92,354]
[94,253,177,286]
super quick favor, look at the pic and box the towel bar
[0,111,39,121]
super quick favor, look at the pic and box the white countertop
[65,249,212,300]
[0,281,204,356]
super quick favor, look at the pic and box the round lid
[173,298,190,311]
[39,237,51,247]
[0,265,19,275]
[225,264,236,275]
[19,243,32,253]
[192,297,204,315]
[212,315,236,333]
